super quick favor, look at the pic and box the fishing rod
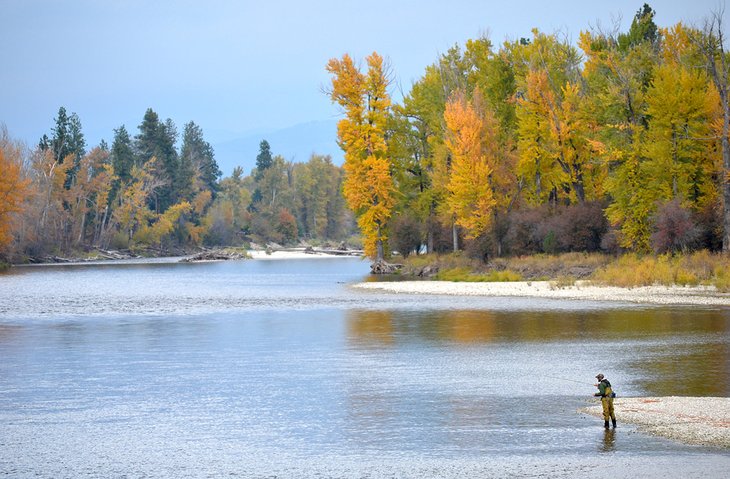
[544,375,596,386]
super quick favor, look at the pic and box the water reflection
[2,260,730,474]
[347,308,730,345]
[632,341,730,396]
[346,308,730,397]
[600,428,616,453]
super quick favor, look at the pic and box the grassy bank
[591,251,730,291]
[398,251,730,292]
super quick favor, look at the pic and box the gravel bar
[580,396,730,448]
[354,280,730,306]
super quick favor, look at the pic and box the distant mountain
[212,119,342,177]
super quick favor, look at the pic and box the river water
[1,257,728,478]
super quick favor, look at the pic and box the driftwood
[303,246,362,257]
[263,246,364,257]
[179,250,248,262]
[370,259,403,274]
[93,248,135,260]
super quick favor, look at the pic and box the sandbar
[581,396,730,448]
[353,280,730,306]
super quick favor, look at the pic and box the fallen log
[370,259,403,274]
[179,250,248,262]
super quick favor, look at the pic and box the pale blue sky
[0,0,724,158]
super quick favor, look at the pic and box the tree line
[0,109,353,262]
[327,4,730,261]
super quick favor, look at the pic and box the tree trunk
[572,180,585,204]
[77,211,86,245]
[701,12,730,253]
[722,133,730,254]
[452,222,459,252]
[376,239,384,261]
[376,222,384,261]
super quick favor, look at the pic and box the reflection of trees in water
[632,342,730,396]
[346,308,730,396]
[347,308,730,345]
[346,310,396,346]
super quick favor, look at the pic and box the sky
[0,0,725,172]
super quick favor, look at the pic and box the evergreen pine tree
[251,139,273,209]
[134,108,179,212]
[179,121,220,199]
[51,106,71,164]
[254,140,273,181]
[111,125,135,183]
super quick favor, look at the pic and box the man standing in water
[594,373,616,428]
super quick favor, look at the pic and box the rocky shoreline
[581,397,730,449]
[11,246,364,266]
[353,280,730,306]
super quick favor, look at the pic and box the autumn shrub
[464,232,495,262]
[504,206,547,255]
[650,199,699,254]
[249,212,274,244]
[503,203,608,256]
[552,201,608,252]
[275,208,299,245]
[390,214,423,258]
[429,219,461,253]
[600,228,621,255]
[695,202,722,252]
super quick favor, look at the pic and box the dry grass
[590,251,730,291]
[401,252,608,282]
[400,250,730,291]
[435,267,522,282]
[489,252,611,280]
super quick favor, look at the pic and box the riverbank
[7,246,363,266]
[353,280,730,306]
[248,246,363,260]
[395,252,730,291]
[581,397,730,449]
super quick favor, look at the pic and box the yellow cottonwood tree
[327,52,394,260]
[443,91,497,239]
[644,64,717,205]
[579,27,658,251]
[134,201,192,246]
[0,146,29,253]
[113,158,161,243]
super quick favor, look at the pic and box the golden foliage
[443,91,497,238]
[0,147,30,252]
[327,52,394,259]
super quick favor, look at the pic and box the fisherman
[594,373,616,428]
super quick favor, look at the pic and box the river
[1,257,728,477]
